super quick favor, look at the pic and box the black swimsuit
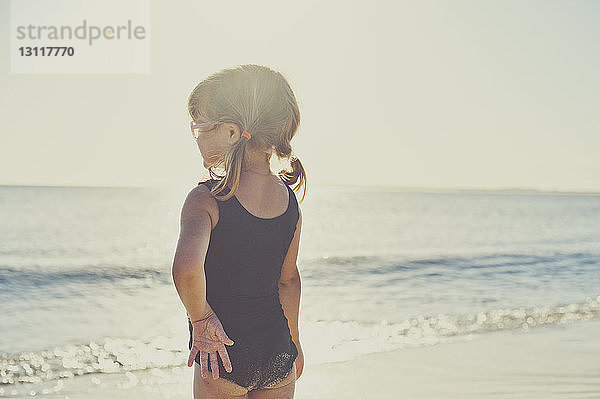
[187,178,299,391]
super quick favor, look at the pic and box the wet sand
[296,318,600,398]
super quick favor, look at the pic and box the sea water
[1,183,599,387]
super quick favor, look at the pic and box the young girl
[172,64,307,399]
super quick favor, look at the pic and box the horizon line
[1,182,599,195]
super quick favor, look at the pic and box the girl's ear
[225,123,241,141]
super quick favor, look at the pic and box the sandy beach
[298,318,600,399]
[7,318,598,399]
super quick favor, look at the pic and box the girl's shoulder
[189,179,220,229]
[282,180,299,199]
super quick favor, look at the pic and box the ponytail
[279,156,307,203]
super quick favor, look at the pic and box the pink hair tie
[241,130,252,140]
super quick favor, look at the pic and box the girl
[172,64,307,399]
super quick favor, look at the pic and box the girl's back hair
[188,64,307,203]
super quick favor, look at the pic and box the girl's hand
[293,339,304,379]
[188,311,235,380]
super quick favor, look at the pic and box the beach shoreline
[6,318,599,399]
[296,318,600,398]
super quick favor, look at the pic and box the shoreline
[296,318,600,398]
[5,318,599,398]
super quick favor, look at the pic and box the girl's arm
[278,206,303,342]
[172,186,215,322]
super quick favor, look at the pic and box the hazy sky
[1,0,599,191]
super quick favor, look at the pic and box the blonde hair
[188,64,307,203]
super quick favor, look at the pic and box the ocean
[1,183,599,395]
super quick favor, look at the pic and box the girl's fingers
[217,328,235,345]
[188,347,198,367]
[210,352,219,379]
[200,351,209,378]
[217,345,233,373]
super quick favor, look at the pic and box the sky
[0,0,599,192]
